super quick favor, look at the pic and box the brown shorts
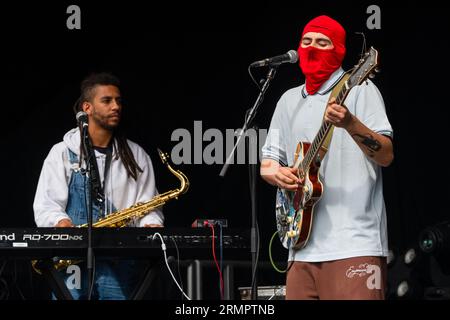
[286,256,387,300]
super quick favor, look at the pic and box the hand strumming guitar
[261,158,304,191]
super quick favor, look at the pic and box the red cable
[206,221,224,299]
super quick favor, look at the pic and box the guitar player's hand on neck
[325,97,393,167]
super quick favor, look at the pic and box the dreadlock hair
[73,72,143,180]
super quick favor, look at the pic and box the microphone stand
[80,124,102,300]
[220,66,278,300]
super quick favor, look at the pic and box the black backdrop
[1,0,450,298]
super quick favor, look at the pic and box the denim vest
[61,150,136,300]
[65,149,114,225]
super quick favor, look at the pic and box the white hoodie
[33,128,164,227]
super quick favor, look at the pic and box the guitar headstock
[346,47,380,89]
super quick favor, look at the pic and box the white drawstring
[109,157,113,215]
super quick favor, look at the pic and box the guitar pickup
[314,154,321,166]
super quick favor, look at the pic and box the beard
[91,109,121,131]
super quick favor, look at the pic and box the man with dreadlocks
[261,16,393,299]
[33,72,163,299]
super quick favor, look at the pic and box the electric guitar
[275,47,380,250]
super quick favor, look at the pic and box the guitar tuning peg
[375,67,380,73]
[369,73,376,79]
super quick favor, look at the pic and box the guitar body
[275,141,324,250]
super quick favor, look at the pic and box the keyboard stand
[131,257,172,300]
[35,259,74,300]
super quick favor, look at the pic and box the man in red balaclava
[261,15,394,299]
[298,15,346,95]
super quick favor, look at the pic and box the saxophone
[32,149,189,274]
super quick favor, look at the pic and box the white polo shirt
[262,68,393,262]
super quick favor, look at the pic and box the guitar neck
[294,83,350,171]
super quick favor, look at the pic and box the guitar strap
[321,72,351,153]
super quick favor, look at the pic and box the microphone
[76,111,88,127]
[250,50,298,67]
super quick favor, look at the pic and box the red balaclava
[298,15,346,95]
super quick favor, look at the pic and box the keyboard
[0,227,250,259]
